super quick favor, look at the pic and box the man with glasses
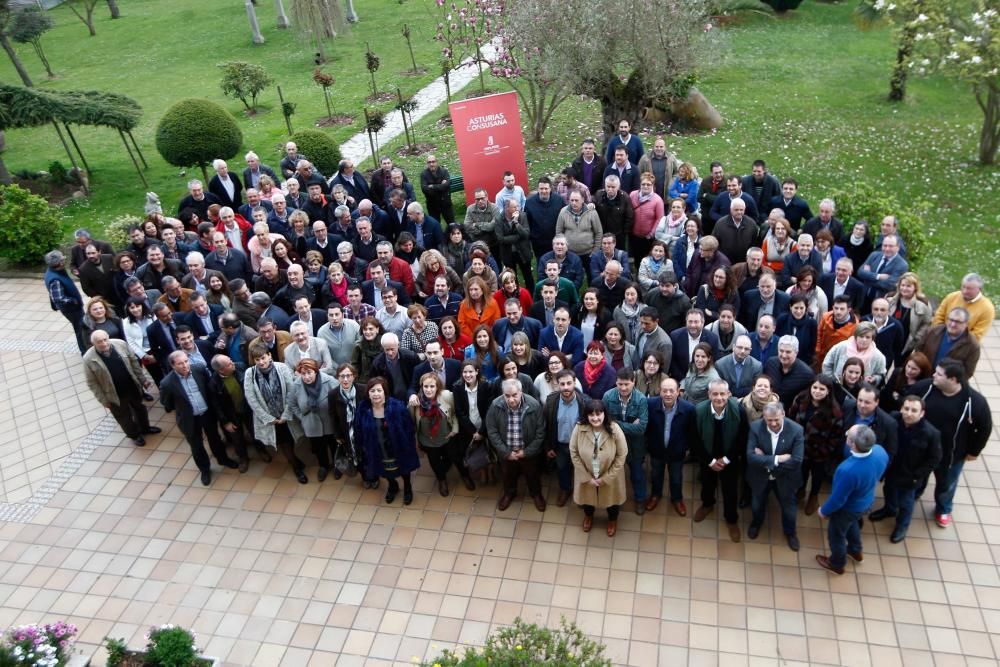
[463,187,499,258]
[420,154,455,224]
[919,307,981,378]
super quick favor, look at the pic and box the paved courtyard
[1,275,1000,666]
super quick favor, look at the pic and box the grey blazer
[715,354,762,398]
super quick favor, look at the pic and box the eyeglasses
[946,318,965,324]
[223,323,239,329]
[338,372,354,379]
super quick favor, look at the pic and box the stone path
[340,41,499,164]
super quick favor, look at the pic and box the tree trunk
[888,24,914,102]
[598,81,645,154]
[106,0,120,18]
[344,0,358,23]
[275,0,290,28]
[0,32,33,87]
[0,131,11,185]
[977,83,1000,166]
[32,40,54,78]
[246,0,266,44]
[199,162,209,183]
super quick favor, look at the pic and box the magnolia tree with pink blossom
[492,0,717,149]
[434,0,499,98]
[874,0,1000,165]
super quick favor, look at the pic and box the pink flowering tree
[434,0,500,97]
[874,0,999,164]
[494,0,716,149]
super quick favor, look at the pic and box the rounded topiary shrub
[289,129,342,176]
[155,98,243,180]
[0,184,63,265]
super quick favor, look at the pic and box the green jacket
[693,398,748,464]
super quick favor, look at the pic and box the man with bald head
[714,197,759,265]
[83,331,158,447]
[419,154,455,224]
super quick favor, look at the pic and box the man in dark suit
[856,235,908,301]
[330,159,371,205]
[208,160,243,209]
[241,151,279,191]
[370,332,420,402]
[571,139,608,196]
[645,376,696,516]
[403,203,444,251]
[819,258,865,315]
[801,198,845,243]
[492,300,542,352]
[287,296,327,336]
[361,265,411,309]
[708,175,759,231]
[739,272,790,330]
[764,335,816,408]
[779,234,823,289]
[634,307,673,361]
[740,160,781,219]
[77,245,118,306]
[715,334,762,398]
[693,379,749,542]
[668,309,721,381]
[528,280,567,328]
[746,403,805,551]
[249,292,291,332]
[159,350,239,486]
[205,232,252,283]
[176,292,224,339]
[147,302,180,369]
[70,229,114,275]
[407,341,461,401]
[768,178,813,232]
[537,307,585,366]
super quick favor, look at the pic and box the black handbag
[463,440,493,473]
[334,442,358,477]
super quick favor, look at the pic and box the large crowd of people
[46,132,995,573]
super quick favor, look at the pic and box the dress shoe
[693,504,714,523]
[672,500,687,517]
[438,479,449,497]
[317,467,329,482]
[295,471,308,484]
[461,474,476,491]
[815,554,844,575]
[497,494,514,511]
[890,526,907,543]
[385,486,398,503]
[804,495,819,516]
[143,427,162,435]
[200,469,211,486]
[606,521,618,538]
[795,487,805,502]
[365,479,379,490]
[935,513,951,528]
[142,392,155,402]
[532,495,547,512]
[256,446,273,463]
[403,489,413,505]
[786,533,800,552]
[635,501,646,516]
[238,457,249,474]
[582,515,593,532]
[556,490,571,507]
[131,436,146,447]
[645,496,660,512]
[747,524,761,540]
[868,507,893,522]
[333,468,343,480]
[220,458,240,469]
[847,551,863,563]
[727,523,741,543]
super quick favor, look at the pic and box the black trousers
[423,439,469,481]
[500,454,542,497]
[700,462,740,524]
[582,504,621,520]
[182,413,228,472]
[108,391,150,439]
[60,305,86,354]
[309,434,335,469]
[428,196,455,225]
[222,414,253,460]
[274,422,304,473]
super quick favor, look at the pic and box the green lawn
[1,0,997,300]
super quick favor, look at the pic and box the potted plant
[0,620,79,666]
[104,625,220,667]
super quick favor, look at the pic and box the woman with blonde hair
[668,161,700,215]
[821,321,887,386]
[885,271,933,364]
[81,296,124,347]
[416,249,462,298]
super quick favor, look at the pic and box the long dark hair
[810,373,840,416]
[124,296,151,323]
[579,399,613,434]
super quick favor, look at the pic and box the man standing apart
[419,155,455,224]
[815,425,888,574]
[83,331,159,447]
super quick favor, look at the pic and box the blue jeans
[627,452,647,502]
[554,442,573,492]
[933,459,965,516]
[882,480,918,531]
[650,457,685,501]
[827,508,863,571]
[750,480,798,535]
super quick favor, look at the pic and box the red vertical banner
[448,91,528,206]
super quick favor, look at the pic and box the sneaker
[935,513,951,528]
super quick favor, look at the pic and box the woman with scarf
[760,218,795,273]
[693,265,741,324]
[628,173,665,270]
[355,376,419,504]
[319,261,352,308]
[492,270,533,314]
[330,363,375,489]
[654,199,689,246]
[244,342,308,483]
[740,374,781,423]
[668,162,700,215]
[410,372,467,496]
[351,317,384,384]
[575,341,617,399]
[462,251,498,293]
[569,400,629,537]
[837,219,873,271]
[680,342,721,404]
[634,351,668,397]
[787,374,844,516]
[613,282,645,345]
[289,358,338,482]
[821,321,886,386]
[417,249,462,299]
[438,316,471,361]
[443,224,469,274]
[636,241,674,294]
[457,276,501,338]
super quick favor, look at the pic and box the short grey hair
[289,321,309,334]
[819,198,835,211]
[777,335,799,352]
[380,332,399,348]
[167,350,188,367]
[376,241,394,252]
[797,233,814,245]
[250,292,272,308]
[604,175,620,187]
[948,307,970,322]
[407,202,424,215]
[74,228,92,240]
[187,179,203,190]
[334,205,350,219]
[212,159,227,171]
[501,378,522,395]
[244,151,259,162]
[44,250,65,268]
[219,206,234,218]
[847,425,877,453]
[252,222,269,235]
[962,273,984,287]
[763,402,785,418]
[271,192,286,204]
[708,378,730,393]
[746,247,764,258]
[337,241,353,254]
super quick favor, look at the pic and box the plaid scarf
[340,384,356,444]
